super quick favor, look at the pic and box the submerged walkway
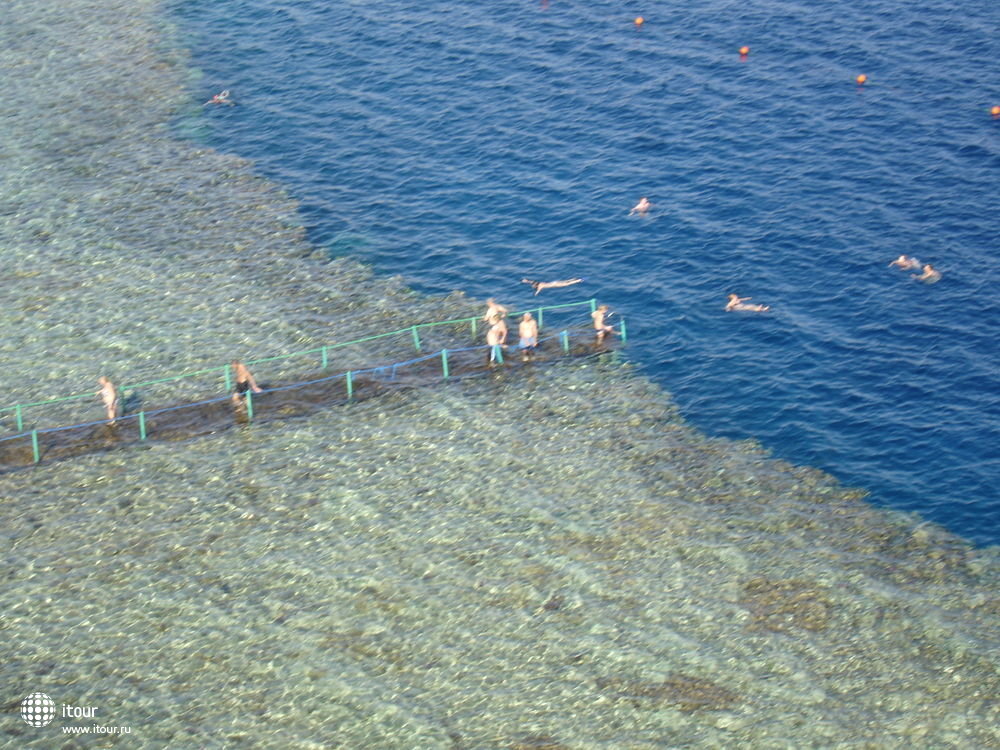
[0,300,623,473]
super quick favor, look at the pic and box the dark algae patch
[596,674,741,712]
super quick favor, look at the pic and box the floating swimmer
[204,89,234,106]
[889,254,922,271]
[629,197,651,216]
[521,278,583,295]
[726,294,770,312]
[912,263,941,283]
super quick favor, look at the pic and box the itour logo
[19,692,99,727]
[20,693,55,727]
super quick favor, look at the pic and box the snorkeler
[204,89,234,106]
[96,376,121,424]
[521,278,583,295]
[913,264,941,283]
[725,294,770,312]
[889,255,922,271]
[231,360,263,404]
[629,197,651,216]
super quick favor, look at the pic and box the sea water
[173,0,1000,544]
[1,1,998,747]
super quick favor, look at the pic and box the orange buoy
[856,74,868,85]
[991,105,1000,117]
[739,46,750,56]
[634,17,644,27]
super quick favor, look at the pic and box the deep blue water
[172,0,1000,545]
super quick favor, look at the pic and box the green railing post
[561,330,569,353]
[31,430,39,464]
[411,326,421,352]
[346,371,353,400]
[589,298,597,314]
[471,318,477,339]
[245,390,254,422]
[223,365,232,393]
[441,349,450,379]
[321,345,328,370]
[15,403,23,432]
[620,317,627,343]
[537,307,543,329]
[139,411,147,441]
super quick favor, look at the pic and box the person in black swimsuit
[231,360,263,404]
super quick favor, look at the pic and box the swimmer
[231,360,263,404]
[521,278,584,295]
[592,304,615,340]
[96,376,120,423]
[486,320,507,364]
[725,294,770,312]
[629,197,651,216]
[889,255,921,271]
[204,89,234,106]
[518,312,539,360]
[912,264,941,283]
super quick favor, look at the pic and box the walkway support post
[620,317,627,344]
[223,365,232,393]
[246,390,254,422]
[321,345,328,370]
[590,298,597,314]
[411,326,421,352]
[441,349,450,379]
[31,430,39,464]
[346,371,353,400]
[15,404,23,432]
[561,330,569,353]
[537,308,543,329]
[139,411,147,441]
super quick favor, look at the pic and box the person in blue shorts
[518,312,539,360]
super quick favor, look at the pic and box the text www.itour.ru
[62,724,132,735]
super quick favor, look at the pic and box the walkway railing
[1,298,623,434]
[0,323,623,470]
[0,299,627,470]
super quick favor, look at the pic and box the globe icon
[20,692,55,727]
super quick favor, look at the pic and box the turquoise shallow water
[173,0,1000,545]
[1,1,998,748]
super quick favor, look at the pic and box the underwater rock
[740,577,832,633]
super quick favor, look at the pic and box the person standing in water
[518,312,539,360]
[96,377,120,423]
[486,320,507,365]
[592,305,615,340]
[231,360,263,404]
[483,298,508,324]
